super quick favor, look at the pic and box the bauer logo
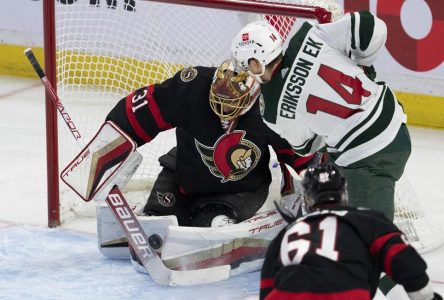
[242,33,249,41]
[107,191,154,258]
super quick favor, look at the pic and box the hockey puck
[148,234,163,250]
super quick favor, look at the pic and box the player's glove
[281,179,304,218]
[276,178,305,224]
[408,282,441,300]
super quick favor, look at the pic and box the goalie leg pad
[97,203,179,259]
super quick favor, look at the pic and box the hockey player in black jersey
[106,59,314,227]
[260,162,442,300]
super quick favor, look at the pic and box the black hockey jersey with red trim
[260,207,430,300]
[106,66,312,194]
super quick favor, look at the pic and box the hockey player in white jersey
[231,11,411,222]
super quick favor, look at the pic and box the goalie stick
[24,48,230,286]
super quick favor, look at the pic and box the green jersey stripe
[262,23,313,124]
[285,23,313,61]
[350,13,356,50]
[333,85,386,149]
[343,86,394,152]
[292,134,319,155]
[358,11,375,51]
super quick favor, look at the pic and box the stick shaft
[23,48,171,284]
[24,48,82,142]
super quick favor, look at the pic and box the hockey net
[45,0,442,253]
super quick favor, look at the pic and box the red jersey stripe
[369,232,400,256]
[260,278,275,289]
[291,153,316,172]
[277,148,295,156]
[146,85,173,130]
[125,91,153,143]
[384,243,408,277]
[265,288,371,300]
[280,164,294,195]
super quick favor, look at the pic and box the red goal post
[150,0,334,23]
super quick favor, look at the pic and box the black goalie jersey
[106,66,312,194]
[260,207,431,300]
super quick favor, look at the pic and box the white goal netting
[50,0,443,253]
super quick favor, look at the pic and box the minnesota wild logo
[195,131,261,183]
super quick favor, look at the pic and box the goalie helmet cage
[43,0,443,253]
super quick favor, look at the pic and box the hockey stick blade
[24,48,231,286]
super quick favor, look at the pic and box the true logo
[107,190,154,260]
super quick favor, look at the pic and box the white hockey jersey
[261,11,407,166]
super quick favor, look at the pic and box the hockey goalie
[62,59,315,281]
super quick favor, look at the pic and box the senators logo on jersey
[195,131,261,183]
[180,66,198,82]
[156,192,176,207]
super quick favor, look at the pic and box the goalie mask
[209,59,261,121]
[231,21,283,82]
[302,162,348,212]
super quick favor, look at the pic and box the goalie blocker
[60,121,142,202]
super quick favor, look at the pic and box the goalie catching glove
[61,121,142,202]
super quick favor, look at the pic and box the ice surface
[0,75,443,299]
[0,224,260,300]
